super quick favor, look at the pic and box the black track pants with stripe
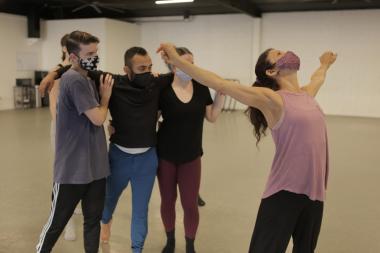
[36,178,106,253]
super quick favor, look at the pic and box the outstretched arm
[40,65,127,96]
[302,51,337,97]
[157,43,282,113]
[88,71,127,91]
[84,74,114,126]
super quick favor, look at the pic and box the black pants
[36,178,106,253]
[249,191,324,253]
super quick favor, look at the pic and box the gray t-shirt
[54,69,110,184]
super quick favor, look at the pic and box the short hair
[124,47,148,67]
[66,30,99,55]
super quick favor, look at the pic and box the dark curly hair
[246,48,280,145]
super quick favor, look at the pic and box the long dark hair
[246,48,280,145]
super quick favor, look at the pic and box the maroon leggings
[157,158,201,239]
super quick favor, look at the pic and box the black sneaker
[162,244,175,253]
[162,231,175,253]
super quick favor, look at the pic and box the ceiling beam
[217,0,262,17]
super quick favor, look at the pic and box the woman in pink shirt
[158,43,336,253]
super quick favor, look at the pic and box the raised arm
[157,43,282,113]
[40,65,128,96]
[88,70,106,91]
[302,51,337,97]
[88,71,127,91]
[84,74,114,126]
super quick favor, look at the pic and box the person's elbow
[311,74,326,85]
[90,117,105,127]
[207,117,217,123]
[84,108,106,126]
[206,113,218,123]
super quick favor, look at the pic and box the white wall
[41,18,140,74]
[104,19,140,74]
[140,14,261,109]
[0,16,139,110]
[140,10,380,117]
[260,10,380,118]
[1,10,379,116]
[0,13,42,110]
[41,18,107,70]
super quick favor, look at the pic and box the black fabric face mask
[131,72,155,89]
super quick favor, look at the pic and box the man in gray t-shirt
[54,68,109,184]
[36,31,114,253]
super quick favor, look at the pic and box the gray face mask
[175,69,192,83]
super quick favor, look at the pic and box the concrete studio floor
[0,108,379,253]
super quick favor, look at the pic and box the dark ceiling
[0,0,379,20]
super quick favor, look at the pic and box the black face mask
[131,72,155,89]
[77,55,99,71]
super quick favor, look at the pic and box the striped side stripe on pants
[36,183,60,253]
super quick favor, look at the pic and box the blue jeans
[102,144,158,253]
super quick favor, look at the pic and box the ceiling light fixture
[155,0,194,5]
